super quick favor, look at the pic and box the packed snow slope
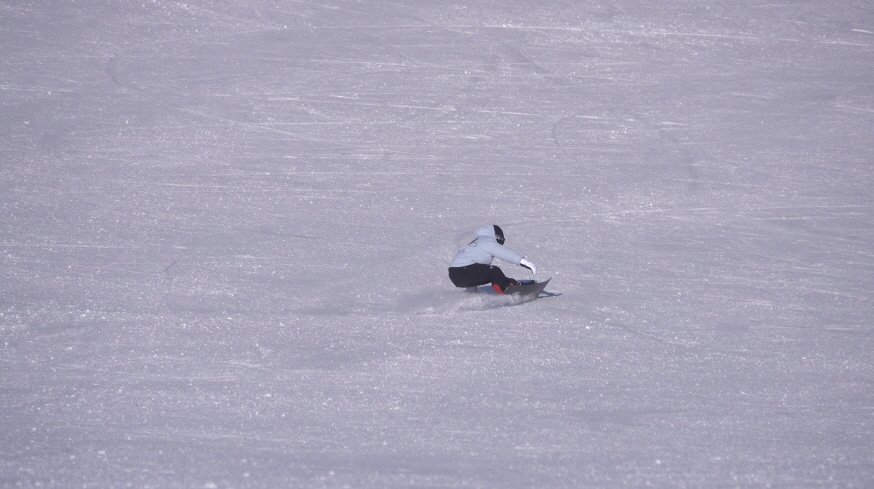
[2,0,873,487]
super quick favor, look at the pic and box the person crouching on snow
[448,224,536,294]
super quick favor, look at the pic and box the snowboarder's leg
[487,266,518,294]
[448,264,493,288]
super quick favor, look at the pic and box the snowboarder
[448,224,537,294]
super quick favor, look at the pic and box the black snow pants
[448,264,516,290]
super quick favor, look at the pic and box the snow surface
[2,0,873,487]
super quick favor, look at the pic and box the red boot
[492,279,519,294]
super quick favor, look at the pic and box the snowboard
[503,277,552,299]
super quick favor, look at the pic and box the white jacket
[449,225,525,268]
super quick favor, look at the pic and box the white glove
[520,258,536,275]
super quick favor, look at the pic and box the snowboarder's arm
[487,242,525,265]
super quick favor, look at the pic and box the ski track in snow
[2,0,874,487]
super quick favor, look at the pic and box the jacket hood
[475,225,497,239]
[475,224,504,245]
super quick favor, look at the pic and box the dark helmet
[493,225,505,245]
